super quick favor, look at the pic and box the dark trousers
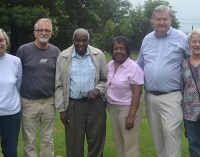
[0,112,21,157]
[185,119,200,157]
[65,97,106,157]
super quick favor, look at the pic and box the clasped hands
[60,88,100,126]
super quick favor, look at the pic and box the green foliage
[0,8,9,28]
[129,6,147,50]
[11,6,49,27]
[0,0,181,54]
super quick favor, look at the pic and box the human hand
[125,115,135,130]
[60,111,69,126]
[88,88,100,99]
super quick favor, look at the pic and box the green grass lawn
[3,102,189,157]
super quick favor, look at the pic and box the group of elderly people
[0,4,200,157]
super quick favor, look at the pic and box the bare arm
[125,84,143,130]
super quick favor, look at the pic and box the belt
[148,90,180,96]
[21,96,54,104]
[69,97,88,102]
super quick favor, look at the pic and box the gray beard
[39,37,49,43]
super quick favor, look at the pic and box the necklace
[108,63,121,86]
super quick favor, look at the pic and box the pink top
[106,57,144,105]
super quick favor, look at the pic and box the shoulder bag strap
[188,59,200,99]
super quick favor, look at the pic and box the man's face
[73,32,89,55]
[34,21,52,44]
[190,34,200,55]
[151,11,172,37]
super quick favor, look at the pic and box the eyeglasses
[34,29,52,33]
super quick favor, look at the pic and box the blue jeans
[185,119,200,157]
[0,112,21,157]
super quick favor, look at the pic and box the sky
[129,0,200,33]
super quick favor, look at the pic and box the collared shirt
[137,27,189,92]
[182,58,200,121]
[70,48,96,99]
[0,53,22,115]
[55,45,108,112]
[106,57,144,105]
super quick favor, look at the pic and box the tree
[0,0,181,53]
[90,0,133,51]
[129,5,147,50]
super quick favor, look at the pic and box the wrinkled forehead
[74,32,89,40]
[153,10,171,18]
[35,21,52,30]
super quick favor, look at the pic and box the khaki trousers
[145,91,183,157]
[107,104,140,157]
[21,97,55,157]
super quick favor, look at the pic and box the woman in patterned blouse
[182,29,200,157]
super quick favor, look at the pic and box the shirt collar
[0,52,6,60]
[72,48,90,58]
[121,57,131,67]
[113,57,131,67]
[154,27,172,38]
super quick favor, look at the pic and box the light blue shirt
[70,48,96,99]
[137,27,189,92]
[0,53,22,115]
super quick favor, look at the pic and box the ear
[33,31,36,37]
[150,18,153,24]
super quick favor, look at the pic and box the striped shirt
[70,48,96,99]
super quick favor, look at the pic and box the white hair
[73,28,90,40]
[152,5,172,19]
[188,29,200,43]
[34,18,53,31]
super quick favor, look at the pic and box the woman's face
[190,34,200,55]
[112,42,128,63]
[0,32,7,56]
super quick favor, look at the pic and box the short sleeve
[129,63,144,85]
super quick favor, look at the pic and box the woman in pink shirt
[106,36,144,157]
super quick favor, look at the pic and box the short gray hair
[0,28,10,48]
[152,5,172,19]
[73,28,90,40]
[34,18,53,31]
[188,29,200,43]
